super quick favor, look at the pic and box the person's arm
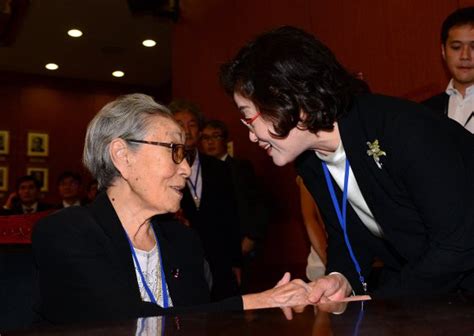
[221,166,243,269]
[297,176,327,264]
[237,160,269,254]
[3,191,18,210]
[242,272,311,309]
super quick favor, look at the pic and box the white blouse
[316,142,384,238]
[132,244,173,308]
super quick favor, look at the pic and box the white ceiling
[0,0,173,87]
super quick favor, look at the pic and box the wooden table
[4,293,474,335]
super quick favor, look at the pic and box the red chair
[0,210,54,244]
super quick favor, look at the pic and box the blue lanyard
[126,226,170,308]
[188,162,201,209]
[322,159,367,292]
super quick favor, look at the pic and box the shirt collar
[63,199,81,208]
[191,150,200,172]
[22,202,38,213]
[445,79,474,97]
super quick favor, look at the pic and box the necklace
[126,227,170,307]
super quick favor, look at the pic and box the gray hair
[83,93,173,189]
[168,99,205,130]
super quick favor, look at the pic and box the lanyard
[126,226,170,308]
[187,162,201,209]
[322,160,367,292]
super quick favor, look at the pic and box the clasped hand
[244,272,352,319]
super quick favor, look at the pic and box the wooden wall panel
[0,73,168,204]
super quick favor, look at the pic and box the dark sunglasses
[126,139,195,165]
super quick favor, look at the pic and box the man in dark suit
[200,120,269,292]
[200,120,268,258]
[56,171,86,208]
[423,6,474,133]
[1,175,52,215]
[220,26,474,301]
[169,100,242,301]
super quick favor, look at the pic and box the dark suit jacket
[224,156,268,242]
[32,192,242,324]
[296,94,474,296]
[1,202,53,215]
[181,153,241,300]
[422,92,449,116]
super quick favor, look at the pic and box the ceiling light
[112,70,125,78]
[142,39,156,47]
[45,63,59,70]
[67,29,83,37]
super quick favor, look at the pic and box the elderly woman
[32,94,310,324]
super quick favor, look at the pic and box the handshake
[241,272,371,319]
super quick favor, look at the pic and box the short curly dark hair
[16,175,41,190]
[220,26,366,137]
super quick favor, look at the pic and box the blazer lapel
[152,219,189,305]
[88,193,140,294]
[337,101,392,230]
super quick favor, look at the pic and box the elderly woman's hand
[242,272,312,310]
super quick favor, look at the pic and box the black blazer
[422,92,449,116]
[296,94,474,296]
[180,153,241,299]
[32,192,242,324]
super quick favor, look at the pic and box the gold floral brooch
[366,139,386,169]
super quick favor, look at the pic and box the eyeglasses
[200,134,224,142]
[240,112,261,131]
[126,139,195,165]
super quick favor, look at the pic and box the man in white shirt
[423,6,474,133]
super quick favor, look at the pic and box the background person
[200,119,269,293]
[169,100,242,300]
[200,119,268,259]
[423,6,474,133]
[56,171,84,208]
[1,175,52,215]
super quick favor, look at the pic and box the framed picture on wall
[27,167,49,192]
[0,166,8,191]
[0,130,10,155]
[27,132,49,157]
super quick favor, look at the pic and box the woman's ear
[109,138,132,180]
